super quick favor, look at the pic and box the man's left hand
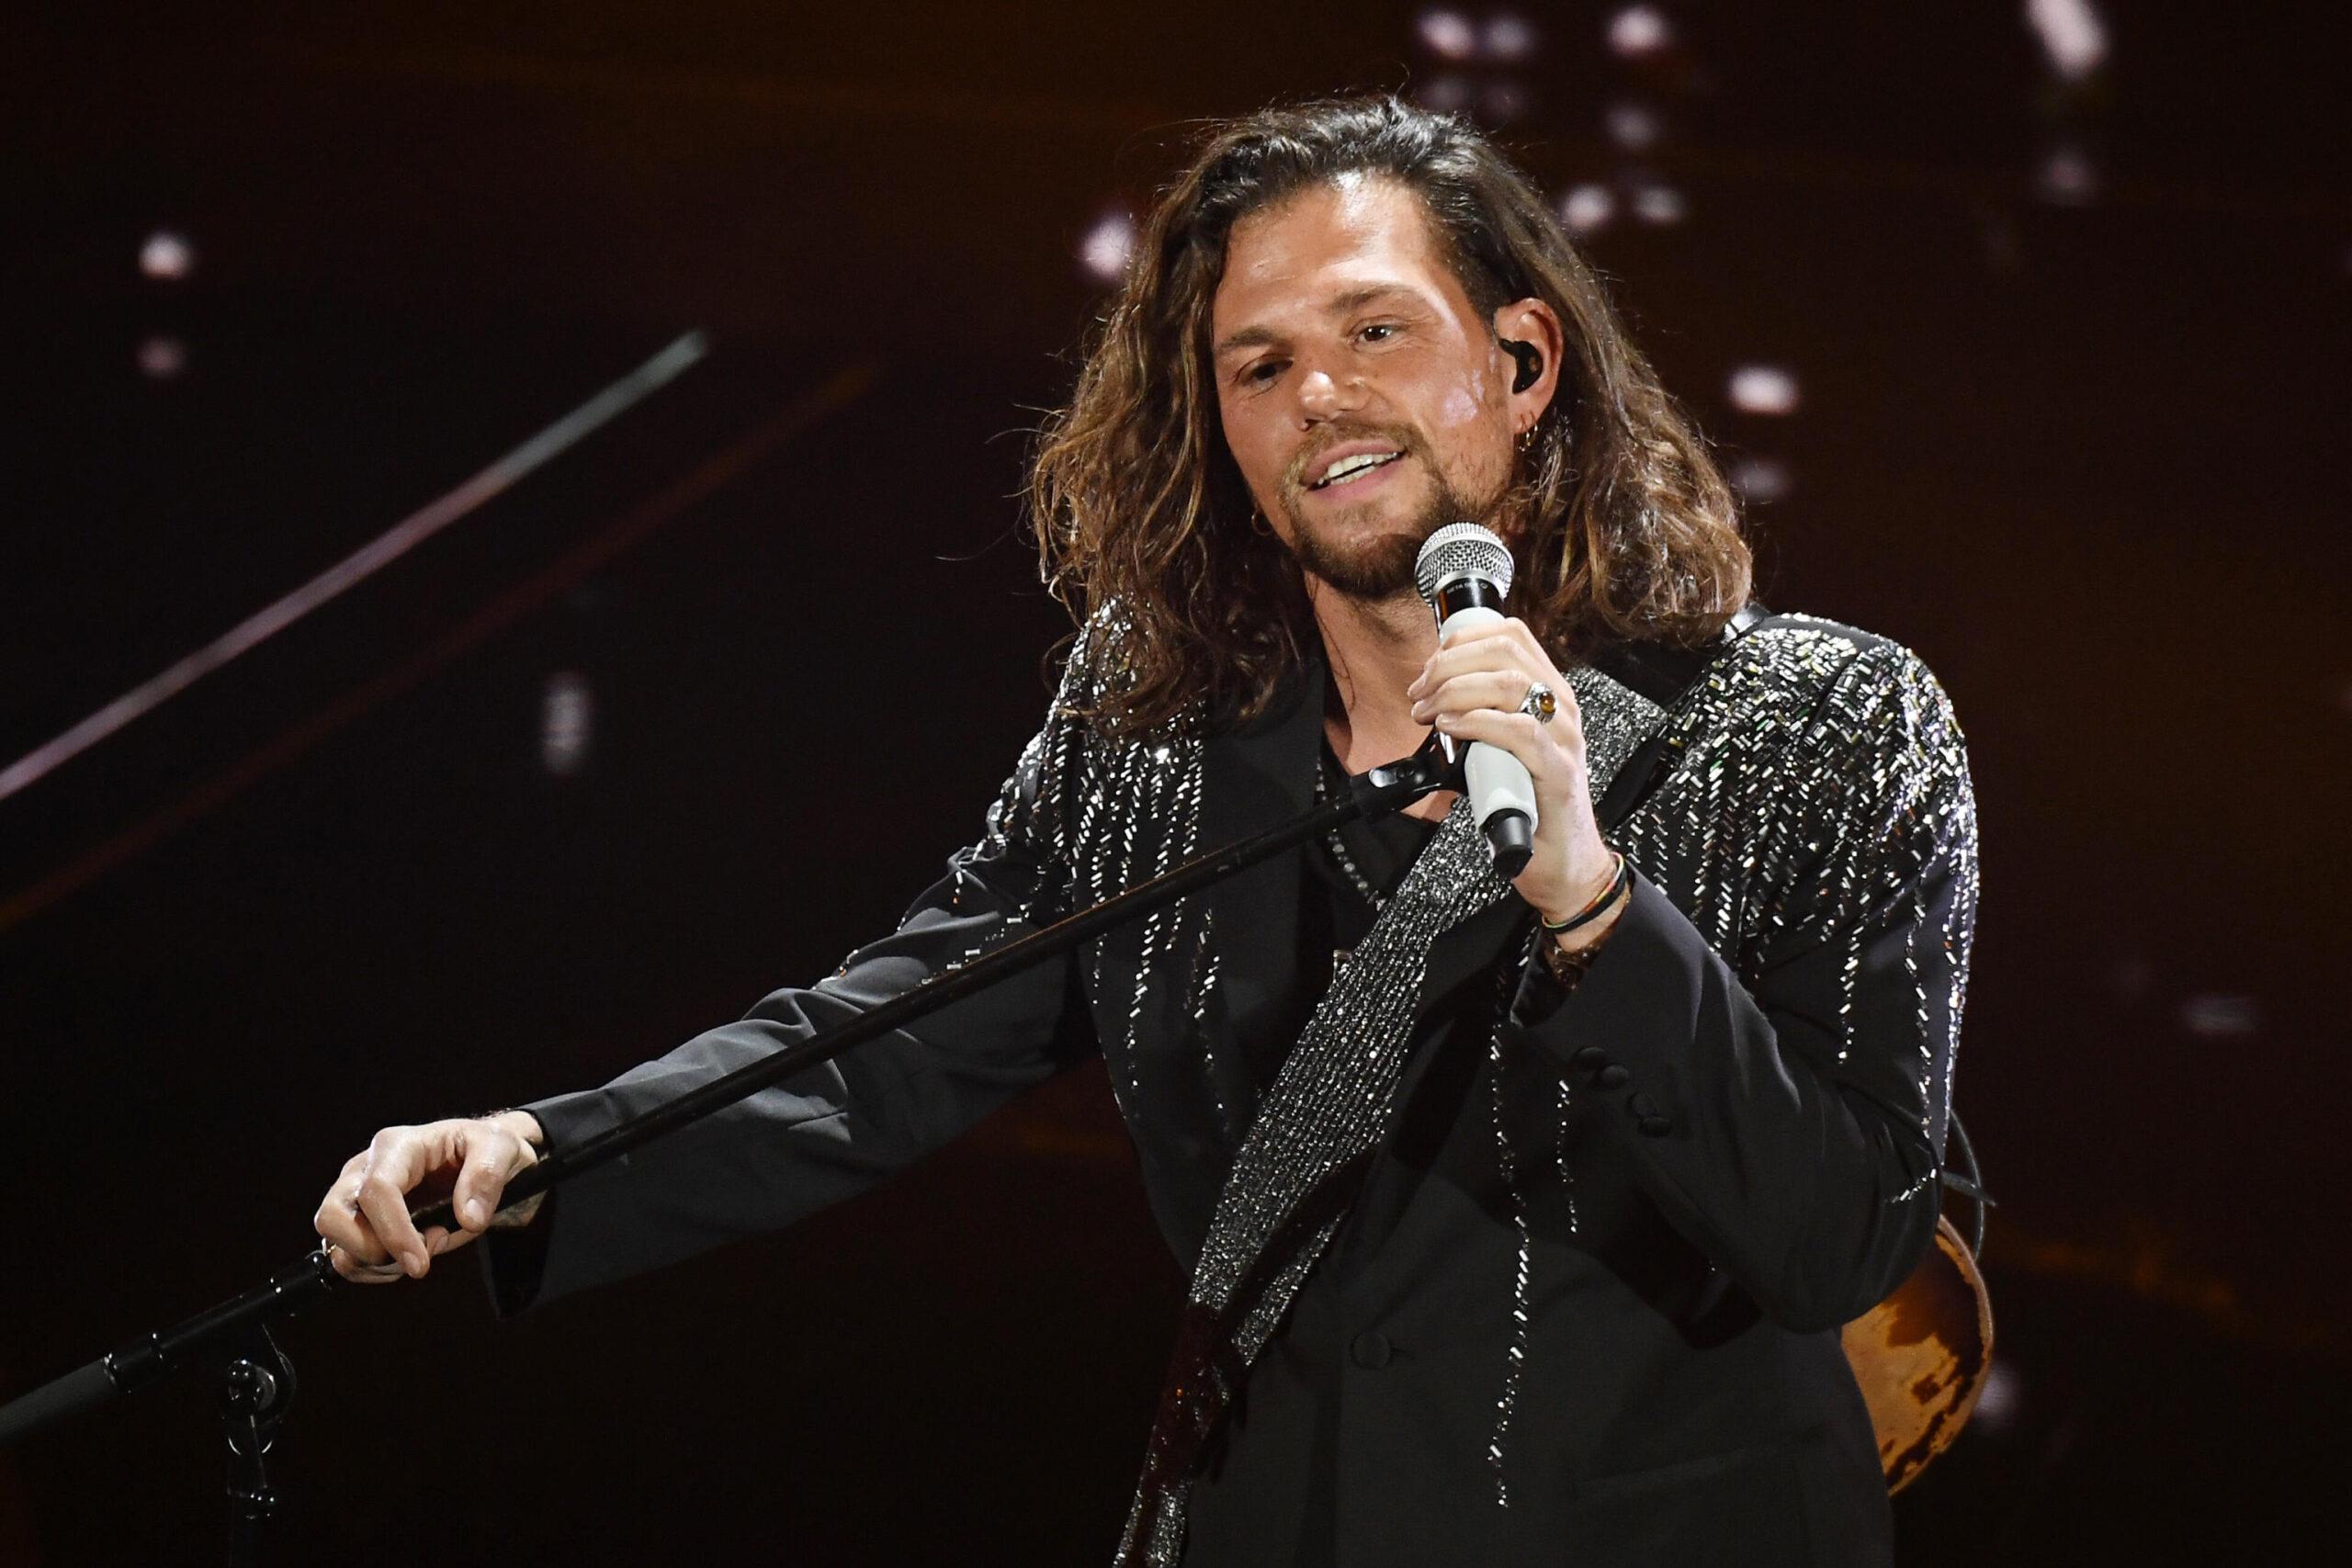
[1406,616,1617,925]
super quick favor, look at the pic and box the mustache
[1283,423,1423,491]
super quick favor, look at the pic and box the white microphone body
[1438,602,1541,840]
[1414,524,1541,876]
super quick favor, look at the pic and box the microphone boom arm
[0,734,1459,1453]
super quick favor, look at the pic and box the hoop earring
[1517,424,1538,455]
[1249,505,1274,536]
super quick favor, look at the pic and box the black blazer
[489,611,1979,1567]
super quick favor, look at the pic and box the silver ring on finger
[1520,681,1558,725]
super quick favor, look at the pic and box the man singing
[314,96,1978,1565]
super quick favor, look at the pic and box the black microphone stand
[0,738,1457,1563]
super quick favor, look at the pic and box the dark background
[3,3,2346,1562]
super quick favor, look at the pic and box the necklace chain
[1317,750,1387,910]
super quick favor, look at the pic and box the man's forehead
[1212,175,1456,338]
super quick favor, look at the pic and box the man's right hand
[313,1111,545,1284]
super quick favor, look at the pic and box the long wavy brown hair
[1030,95,1751,736]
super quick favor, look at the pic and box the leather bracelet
[1539,929,1608,988]
[1540,851,1630,935]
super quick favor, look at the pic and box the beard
[1278,447,1503,603]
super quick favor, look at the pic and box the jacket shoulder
[1738,612,1957,723]
[1736,614,1973,852]
[1054,599,1207,747]
[1747,610,1916,675]
[1686,614,1970,822]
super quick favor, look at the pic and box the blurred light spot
[1419,73,1473,113]
[1479,80,1532,124]
[1728,457,1792,503]
[1608,5,1672,58]
[136,335,187,379]
[1629,181,1688,225]
[1418,8,1477,60]
[1971,1360,2021,1432]
[1078,211,1135,285]
[541,671,594,777]
[2025,0,2108,83]
[1605,100,1663,152]
[1559,184,1616,235]
[141,231,195,280]
[2180,994,2259,1038]
[2035,143,2100,206]
[1484,13,1537,61]
[1728,364,1801,416]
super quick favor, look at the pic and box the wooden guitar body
[1839,1214,1995,1493]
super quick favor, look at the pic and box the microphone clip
[1344,732,1464,820]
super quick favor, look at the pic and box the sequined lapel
[1569,660,1669,807]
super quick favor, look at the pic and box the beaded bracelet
[1540,851,1631,935]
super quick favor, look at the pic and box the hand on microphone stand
[312,1111,548,1283]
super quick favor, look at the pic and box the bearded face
[1272,415,1506,599]
[1208,173,1537,606]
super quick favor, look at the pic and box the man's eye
[1361,323,1397,344]
[1246,361,1284,386]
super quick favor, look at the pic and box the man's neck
[1310,579,1439,775]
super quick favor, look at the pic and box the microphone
[1414,523,1539,877]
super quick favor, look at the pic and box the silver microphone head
[1414,522,1514,605]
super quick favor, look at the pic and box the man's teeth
[1314,452,1401,489]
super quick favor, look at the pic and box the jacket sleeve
[1510,641,1979,1333]
[481,705,1097,1315]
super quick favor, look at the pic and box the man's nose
[1296,365,1367,423]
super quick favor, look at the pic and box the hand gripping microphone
[1414,522,1539,877]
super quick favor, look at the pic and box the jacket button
[1573,1046,1608,1069]
[1627,1092,1659,1119]
[1597,1065,1631,1089]
[1350,1331,1393,1370]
